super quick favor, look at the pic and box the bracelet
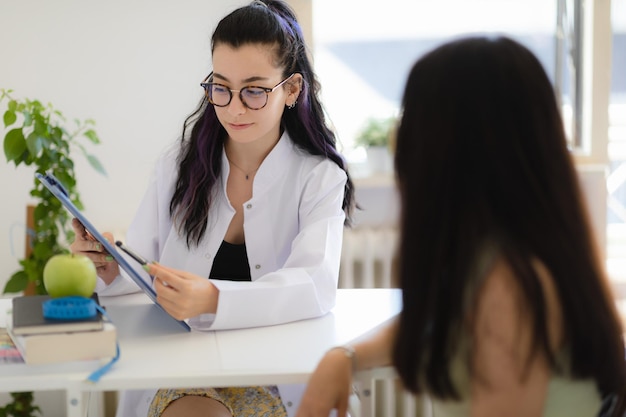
[329,345,357,373]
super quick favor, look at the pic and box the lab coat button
[286,401,293,407]
[255,264,261,269]
[246,203,252,209]
[204,253,211,259]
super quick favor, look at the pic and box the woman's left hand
[144,263,219,320]
[295,348,354,417]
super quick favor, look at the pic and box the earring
[287,100,297,109]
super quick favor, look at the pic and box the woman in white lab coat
[70,1,355,416]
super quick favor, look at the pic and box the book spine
[0,332,24,364]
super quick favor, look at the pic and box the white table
[0,288,401,417]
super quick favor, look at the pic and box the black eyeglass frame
[200,73,295,110]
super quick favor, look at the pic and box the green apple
[43,254,97,298]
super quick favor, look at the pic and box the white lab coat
[98,132,347,417]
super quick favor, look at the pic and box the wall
[0,0,248,291]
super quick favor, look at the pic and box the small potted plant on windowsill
[354,116,396,175]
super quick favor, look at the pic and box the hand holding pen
[116,241,219,320]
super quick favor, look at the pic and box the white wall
[0,0,248,291]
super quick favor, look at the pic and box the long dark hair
[392,36,625,411]
[170,0,355,247]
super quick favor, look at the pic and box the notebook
[36,171,191,332]
[11,294,104,335]
[8,321,117,365]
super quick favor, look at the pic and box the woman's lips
[228,122,252,130]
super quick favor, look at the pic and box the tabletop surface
[0,288,402,393]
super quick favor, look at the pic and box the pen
[115,241,150,266]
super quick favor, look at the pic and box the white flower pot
[366,146,392,174]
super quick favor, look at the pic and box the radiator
[339,227,431,417]
[339,226,399,289]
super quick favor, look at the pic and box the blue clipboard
[36,171,191,332]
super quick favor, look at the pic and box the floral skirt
[148,386,287,417]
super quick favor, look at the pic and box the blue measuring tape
[42,296,97,320]
[42,296,120,383]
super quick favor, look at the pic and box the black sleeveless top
[209,240,252,282]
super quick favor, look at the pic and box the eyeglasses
[200,73,295,110]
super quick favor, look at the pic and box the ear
[285,73,303,107]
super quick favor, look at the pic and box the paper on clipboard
[36,171,191,332]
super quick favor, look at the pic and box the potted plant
[0,88,106,416]
[354,116,397,174]
[1,88,106,295]
[0,392,40,417]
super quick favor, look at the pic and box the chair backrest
[351,366,429,417]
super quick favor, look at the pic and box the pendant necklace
[228,158,260,180]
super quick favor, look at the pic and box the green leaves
[354,116,397,148]
[0,391,42,416]
[0,89,107,175]
[3,271,29,294]
[25,131,45,159]
[3,128,26,163]
[0,88,106,295]
[3,109,16,126]
[83,128,100,144]
[86,153,107,175]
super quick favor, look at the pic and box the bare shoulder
[469,256,564,416]
[475,256,564,355]
[473,257,526,349]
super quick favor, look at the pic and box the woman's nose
[227,93,247,116]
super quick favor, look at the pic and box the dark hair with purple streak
[170,0,355,247]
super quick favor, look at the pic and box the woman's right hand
[69,218,119,284]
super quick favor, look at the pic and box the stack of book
[7,294,117,365]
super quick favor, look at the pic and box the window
[607,0,626,296]
[313,0,560,163]
[312,0,625,291]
